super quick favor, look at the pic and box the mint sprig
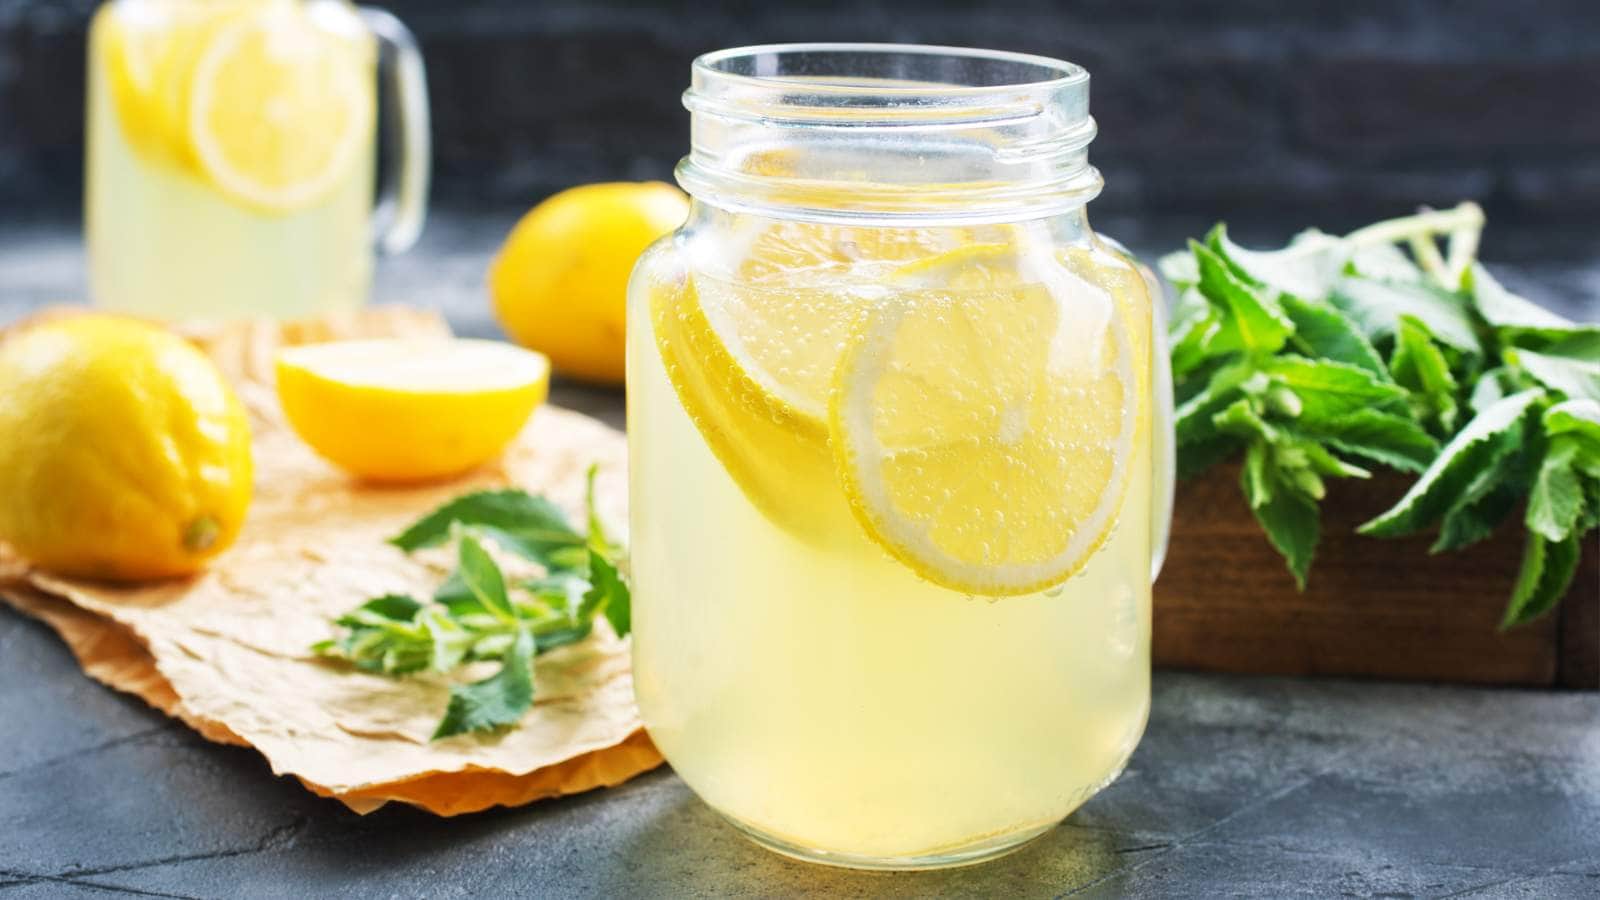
[313,465,632,739]
[1165,202,1600,624]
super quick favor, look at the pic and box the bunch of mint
[1162,202,1600,626]
[314,467,630,738]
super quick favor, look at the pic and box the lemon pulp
[648,222,1145,592]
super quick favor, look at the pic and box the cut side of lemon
[276,339,549,483]
[189,4,373,213]
[829,255,1139,596]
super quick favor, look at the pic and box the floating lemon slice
[277,339,549,483]
[648,222,963,537]
[829,247,1140,596]
[189,4,373,213]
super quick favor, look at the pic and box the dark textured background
[3,0,1600,229]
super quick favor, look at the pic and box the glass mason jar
[627,44,1175,869]
[85,0,429,321]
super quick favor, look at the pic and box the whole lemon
[489,181,689,384]
[0,315,254,581]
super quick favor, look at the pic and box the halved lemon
[189,3,373,213]
[277,339,549,483]
[829,247,1141,595]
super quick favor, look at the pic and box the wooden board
[1154,464,1600,687]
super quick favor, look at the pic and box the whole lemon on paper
[0,315,254,581]
[490,181,689,384]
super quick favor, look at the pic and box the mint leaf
[1177,435,1241,479]
[1509,348,1600,404]
[1526,438,1585,542]
[1193,242,1294,354]
[1545,399,1600,442]
[1170,288,1220,378]
[1209,225,1350,301]
[1176,361,1253,445]
[1330,277,1481,356]
[581,550,632,639]
[1308,409,1438,474]
[433,628,535,739]
[1280,294,1388,378]
[1433,481,1521,553]
[1466,263,1580,333]
[1349,241,1425,283]
[1244,467,1319,589]
[341,594,425,624]
[1390,314,1459,434]
[1502,530,1583,628]
[458,531,514,622]
[1539,331,1600,363]
[391,489,586,565]
[1360,389,1545,537]
[1261,356,1407,424]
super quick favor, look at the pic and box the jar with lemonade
[627,44,1175,869]
[86,0,429,320]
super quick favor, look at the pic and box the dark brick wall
[4,0,1599,226]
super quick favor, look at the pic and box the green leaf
[1193,242,1294,354]
[580,550,632,639]
[433,628,535,739]
[1261,356,1407,425]
[1244,469,1320,589]
[1539,331,1600,363]
[1466,263,1580,333]
[1349,241,1425,283]
[1209,225,1351,301]
[1242,441,1273,509]
[420,606,474,672]
[1525,438,1585,542]
[1545,398,1600,442]
[1177,435,1241,479]
[1280,294,1388,379]
[1433,481,1521,553]
[1509,348,1600,404]
[1213,398,1279,444]
[1469,366,1518,414]
[1389,314,1459,434]
[342,594,425,624]
[1158,250,1199,287]
[391,490,586,567]
[1309,409,1438,474]
[1169,288,1220,378]
[1329,276,1481,357]
[1176,361,1252,445]
[1360,389,1545,537]
[584,464,622,560]
[1502,530,1583,628]
[457,532,514,622]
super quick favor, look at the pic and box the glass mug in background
[86,0,429,321]
[628,44,1175,868]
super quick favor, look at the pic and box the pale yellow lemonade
[629,215,1155,862]
[87,0,376,319]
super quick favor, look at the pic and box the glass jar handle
[359,7,430,255]
[1098,235,1176,582]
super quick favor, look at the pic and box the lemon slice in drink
[189,4,373,213]
[649,222,965,536]
[828,247,1140,596]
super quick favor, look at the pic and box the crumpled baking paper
[0,308,662,815]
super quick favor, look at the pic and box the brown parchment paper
[0,308,663,815]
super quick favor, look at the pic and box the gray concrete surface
[3,605,1598,898]
[2,211,1598,898]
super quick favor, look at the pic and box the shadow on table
[607,786,1132,898]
